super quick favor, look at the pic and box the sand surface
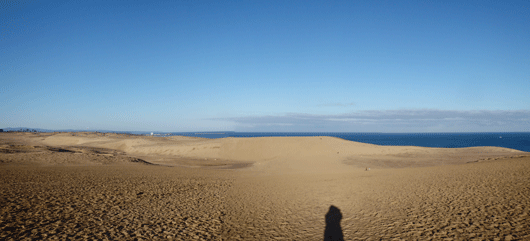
[1,132,529,240]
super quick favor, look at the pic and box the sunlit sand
[1,132,529,240]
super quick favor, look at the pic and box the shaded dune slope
[32,133,526,172]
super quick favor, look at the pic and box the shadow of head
[324,205,344,241]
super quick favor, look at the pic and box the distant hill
[2,127,52,132]
[1,127,127,133]
[0,128,204,135]
[0,128,237,135]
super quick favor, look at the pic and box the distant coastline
[2,129,529,152]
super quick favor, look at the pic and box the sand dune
[36,132,524,173]
[1,132,529,240]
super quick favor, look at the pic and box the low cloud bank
[211,110,530,132]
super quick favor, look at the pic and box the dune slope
[1,132,529,240]
[34,132,525,173]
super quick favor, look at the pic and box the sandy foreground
[1,132,529,240]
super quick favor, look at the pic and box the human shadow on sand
[324,205,344,241]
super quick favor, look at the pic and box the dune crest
[26,132,526,173]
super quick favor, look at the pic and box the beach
[1,132,529,240]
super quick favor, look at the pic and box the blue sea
[167,132,530,152]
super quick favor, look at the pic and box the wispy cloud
[318,102,356,107]
[210,109,530,132]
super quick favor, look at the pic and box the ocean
[168,132,530,152]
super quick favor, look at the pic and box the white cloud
[318,102,356,107]
[210,109,530,132]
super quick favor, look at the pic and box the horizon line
[2,128,529,134]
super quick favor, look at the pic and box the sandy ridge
[28,132,526,172]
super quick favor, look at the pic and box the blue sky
[1,0,529,132]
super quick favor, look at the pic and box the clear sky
[1,0,529,132]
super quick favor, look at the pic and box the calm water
[168,132,530,152]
